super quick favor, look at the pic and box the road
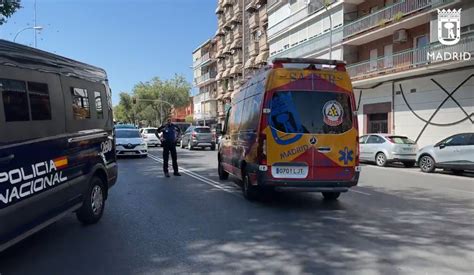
[0,147,473,274]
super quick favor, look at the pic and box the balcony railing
[270,27,343,59]
[347,33,474,81]
[248,40,259,57]
[268,5,308,39]
[343,0,454,39]
[193,52,212,68]
[249,13,259,30]
[194,71,217,86]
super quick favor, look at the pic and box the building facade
[214,0,270,124]
[192,39,219,126]
[267,0,473,147]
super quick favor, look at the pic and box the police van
[218,58,360,201]
[0,40,117,252]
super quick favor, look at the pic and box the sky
[0,0,218,105]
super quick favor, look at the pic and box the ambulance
[218,58,360,200]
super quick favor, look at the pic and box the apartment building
[192,39,219,126]
[267,0,473,147]
[214,0,269,124]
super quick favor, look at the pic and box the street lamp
[13,26,44,47]
[306,0,333,59]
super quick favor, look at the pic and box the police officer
[157,119,181,177]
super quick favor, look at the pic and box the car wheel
[76,176,106,224]
[375,152,387,167]
[419,155,435,173]
[403,161,416,168]
[242,172,260,201]
[218,158,229,180]
[188,141,193,150]
[322,192,340,201]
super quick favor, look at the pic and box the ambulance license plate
[271,166,308,179]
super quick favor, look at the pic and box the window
[28,82,51,120]
[387,136,415,144]
[367,135,385,144]
[194,127,211,133]
[71,88,90,119]
[95,91,104,119]
[359,136,368,144]
[444,134,470,146]
[1,79,29,122]
[229,101,244,133]
[270,91,353,134]
[241,94,263,131]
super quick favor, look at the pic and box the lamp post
[306,0,333,59]
[13,26,43,47]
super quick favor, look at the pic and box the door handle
[317,147,331,153]
[0,154,15,165]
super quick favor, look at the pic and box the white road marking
[351,189,372,196]
[147,154,241,196]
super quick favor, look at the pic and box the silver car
[180,126,216,150]
[417,133,474,173]
[360,134,418,167]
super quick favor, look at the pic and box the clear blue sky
[0,0,217,105]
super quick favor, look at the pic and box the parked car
[139,127,160,147]
[417,133,474,173]
[180,126,216,150]
[174,122,191,146]
[359,134,418,167]
[0,40,117,252]
[116,128,148,157]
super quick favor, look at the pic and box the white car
[115,128,148,157]
[359,134,418,167]
[417,133,474,173]
[139,127,161,147]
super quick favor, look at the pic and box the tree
[0,0,21,25]
[114,74,191,126]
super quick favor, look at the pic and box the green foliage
[185,115,194,123]
[393,11,404,22]
[0,0,21,25]
[114,74,191,127]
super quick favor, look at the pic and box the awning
[255,50,269,65]
[230,38,242,50]
[244,56,256,68]
[230,64,242,76]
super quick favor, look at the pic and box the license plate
[125,151,136,155]
[271,166,308,179]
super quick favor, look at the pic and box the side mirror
[439,143,446,149]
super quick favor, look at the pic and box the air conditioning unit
[393,29,407,43]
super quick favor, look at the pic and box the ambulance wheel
[218,158,229,180]
[242,172,260,201]
[322,192,340,201]
[76,176,106,225]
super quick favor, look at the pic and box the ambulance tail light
[258,133,267,165]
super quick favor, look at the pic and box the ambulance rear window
[270,91,353,134]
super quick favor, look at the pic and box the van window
[1,79,29,122]
[229,101,244,133]
[71,87,90,119]
[195,127,211,133]
[270,91,353,134]
[28,82,51,120]
[241,94,263,131]
[94,91,104,119]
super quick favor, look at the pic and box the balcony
[249,12,259,30]
[225,8,234,22]
[267,4,308,40]
[246,0,257,12]
[259,33,268,52]
[223,0,233,7]
[194,71,217,87]
[233,50,243,64]
[343,0,455,40]
[232,25,242,39]
[230,38,242,50]
[347,32,474,82]
[218,15,225,28]
[225,34,233,46]
[248,40,259,57]
[193,52,212,68]
[270,27,343,59]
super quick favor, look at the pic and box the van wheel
[419,155,435,173]
[242,172,260,201]
[76,176,106,224]
[322,192,340,201]
[218,159,229,180]
[375,153,387,167]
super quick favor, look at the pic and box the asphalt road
[0,147,473,274]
